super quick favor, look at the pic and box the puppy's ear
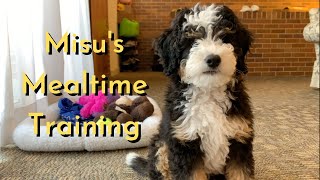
[216,6,253,75]
[236,28,253,75]
[154,8,191,76]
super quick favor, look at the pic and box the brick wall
[243,11,315,76]
[129,0,319,76]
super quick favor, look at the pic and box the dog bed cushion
[13,96,162,152]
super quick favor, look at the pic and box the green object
[97,118,112,127]
[119,18,139,37]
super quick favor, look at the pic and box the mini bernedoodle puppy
[126,3,254,180]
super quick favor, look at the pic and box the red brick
[286,29,303,33]
[284,67,298,71]
[277,62,291,66]
[271,29,285,33]
[263,34,279,38]
[263,62,278,67]
[284,58,300,62]
[292,44,306,48]
[305,72,313,76]
[279,34,293,38]
[256,29,271,33]
[269,58,285,62]
[248,72,262,76]
[254,67,270,72]
[261,72,276,76]
[264,24,279,28]
[248,62,262,67]
[270,67,284,71]
[270,48,285,52]
[287,19,301,23]
[264,53,291,58]
[292,62,306,66]
[298,67,312,71]
[306,62,315,66]
[291,52,306,57]
[272,19,286,23]
[279,24,294,28]
[256,48,271,53]
[254,58,270,62]
[276,72,291,76]
[271,39,286,43]
[290,72,305,76]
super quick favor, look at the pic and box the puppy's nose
[205,54,221,68]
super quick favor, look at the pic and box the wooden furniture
[89,0,109,78]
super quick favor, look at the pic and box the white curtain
[0,0,94,147]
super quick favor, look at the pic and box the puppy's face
[180,36,237,88]
[155,4,252,88]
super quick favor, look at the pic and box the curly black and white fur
[126,4,254,180]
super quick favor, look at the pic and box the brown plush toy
[117,113,133,123]
[130,96,154,122]
[101,96,133,123]
[101,96,154,123]
[104,102,118,119]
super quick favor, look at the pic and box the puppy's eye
[184,25,205,39]
[196,26,205,36]
[184,24,194,32]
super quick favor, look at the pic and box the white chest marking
[173,86,243,174]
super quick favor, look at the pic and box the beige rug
[0,73,319,180]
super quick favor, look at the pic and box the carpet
[0,73,319,179]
